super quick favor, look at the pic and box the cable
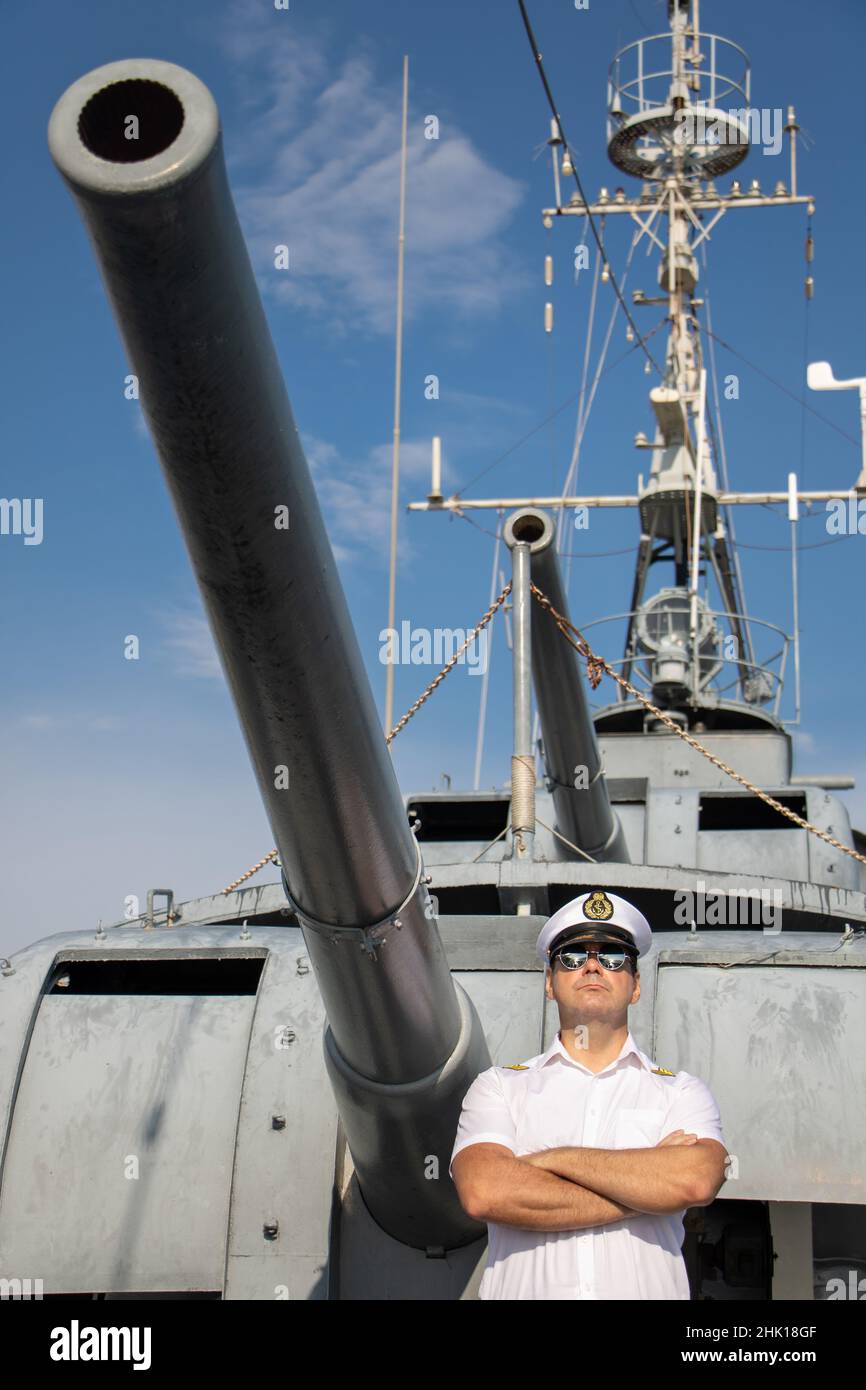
[627,0,651,31]
[451,320,667,500]
[758,501,823,520]
[735,533,860,553]
[516,0,664,378]
[561,231,643,596]
[454,511,503,542]
[558,544,639,559]
[702,282,755,654]
[456,509,637,559]
[702,326,860,451]
[561,224,602,529]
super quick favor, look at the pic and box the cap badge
[583,890,614,922]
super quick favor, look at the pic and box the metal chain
[220,583,514,894]
[221,849,279,896]
[530,582,866,869]
[222,574,864,895]
[384,582,512,744]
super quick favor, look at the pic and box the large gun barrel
[504,509,629,862]
[48,59,488,1249]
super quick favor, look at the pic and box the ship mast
[411,1,861,732]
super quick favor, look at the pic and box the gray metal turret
[46,58,489,1252]
[503,509,629,862]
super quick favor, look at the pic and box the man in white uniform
[450,889,728,1299]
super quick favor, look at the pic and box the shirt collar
[538,1028,653,1075]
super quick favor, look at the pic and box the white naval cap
[536,889,652,964]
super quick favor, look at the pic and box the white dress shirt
[449,1029,726,1300]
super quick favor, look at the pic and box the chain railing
[221,578,866,895]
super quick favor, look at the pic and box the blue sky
[2,0,865,955]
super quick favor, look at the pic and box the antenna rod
[550,118,562,209]
[384,55,410,737]
[429,435,443,501]
[473,513,503,789]
[509,537,536,881]
[788,471,801,724]
[689,368,708,693]
[786,106,799,198]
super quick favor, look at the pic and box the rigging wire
[758,501,823,520]
[700,279,757,667]
[626,0,652,31]
[554,224,601,576]
[735,533,859,553]
[560,220,602,531]
[451,320,666,499]
[516,0,664,377]
[473,511,504,789]
[558,544,639,559]
[560,230,642,596]
[457,508,637,560]
[701,325,860,451]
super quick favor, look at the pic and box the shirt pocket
[614,1106,665,1149]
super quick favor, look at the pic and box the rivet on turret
[263,1221,279,1241]
[272,1115,287,1130]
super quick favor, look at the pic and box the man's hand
[657,1129,698,1147]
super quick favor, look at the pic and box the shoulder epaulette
[652,1066,676,1076]
[501,1063,529,1070]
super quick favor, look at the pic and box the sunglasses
[552,947,635,971]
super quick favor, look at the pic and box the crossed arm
[452,1132,728,1233]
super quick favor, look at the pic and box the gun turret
[48,59,489,1250]
[503,510,629,862]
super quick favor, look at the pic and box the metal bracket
[145,888,176,930]
[281,836,426,956]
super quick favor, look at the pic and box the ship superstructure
[0,2,864,1302]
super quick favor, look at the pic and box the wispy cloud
[161,610,222,679]
[304,431,433,565]
[20,713,60,730]
[218,1,526,334]
[18,713,128,733]
[303,393,528,565]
